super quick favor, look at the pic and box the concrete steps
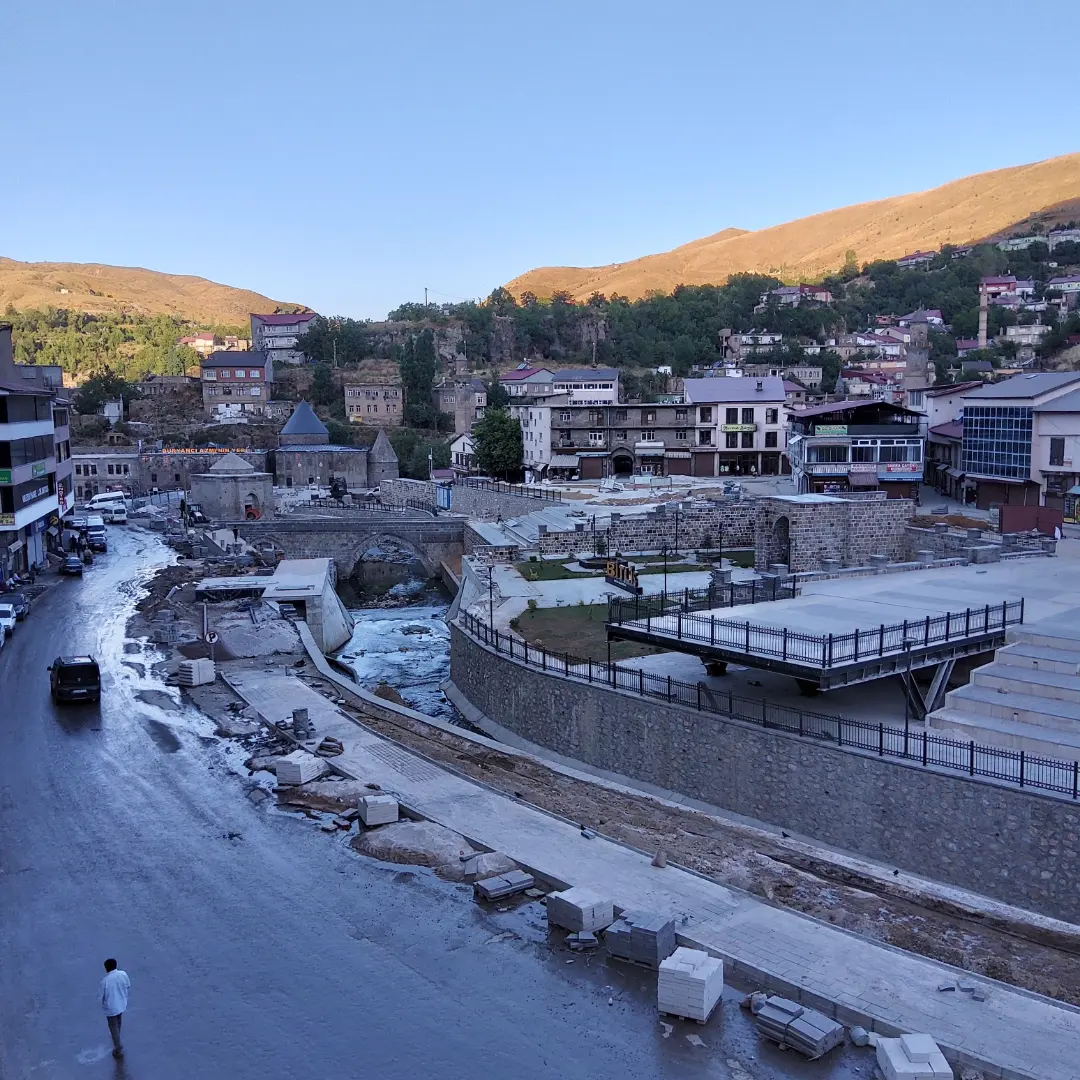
[1007,624,1080,651]
[941,682,1080,732]
[996,641,1080,675]
[928,706,1080,759]
[972,662,1080,704]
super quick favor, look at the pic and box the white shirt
[100,970,130,1016]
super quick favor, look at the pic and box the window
[249,370,261,379]
[642,410,656,423]
[75,464,82,476]
[203,370,217,380]
[765,431,778,448]
[615,410,627,422]
[742,408,754,424]
[220,369,231,378]
[173,473,181,483]
[676,409,687,421]
[614,429,627,440]
[851,443,876,462]
[250,386,261,397]
[725,432,738,449]
[963,405,1032,480]
[123,464,130,475]
[107,464,114,475]
[808,445,849,463]
[89,464,98,476]
[559,411,571,422]
[741,431,754,448]
[725,408,739,424]
[698,430,713,446]
[675,429,687,440]
[1050,437,1065,466]
[699,407,712,423]
[235,369,246,378]
[151,473,158,483]
[765,408,779,424]
[640,430,655,440]
[588,430,605,444]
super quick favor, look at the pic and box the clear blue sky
[4,1,1078,320]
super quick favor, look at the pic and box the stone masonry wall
[451,485,562,522]
[379,477,437,508]
[450,624,1080,923]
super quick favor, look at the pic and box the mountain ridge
[507,152,1080,301]
[0,256,305,326]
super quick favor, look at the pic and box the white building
[683,376,787,476]
[250,313,319,365]
[510,397,566,482]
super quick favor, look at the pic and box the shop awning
[5,539,25,552]
[664,451,691,459]
[1068,485,1080,496]
[848,471,879,487]
[548,454,579,468]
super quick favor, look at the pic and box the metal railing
[607,597,1025,668]
[457,477,562,502]
[458,611,1079,799]
[609,580,796,624]
[298,497,407,513]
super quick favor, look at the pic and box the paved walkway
[224,667,1080,1080]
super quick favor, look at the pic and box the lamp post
[487,564,495,630]
[661,543,669,594]
[902,638,915,755]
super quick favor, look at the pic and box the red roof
[930,420,963,440]
[499,366,547,381]
[981,276,1015,286]
[251,312,318,325]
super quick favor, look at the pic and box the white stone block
[275,750,329,785]
[359,794,399,826]
[876,1035,953,1080]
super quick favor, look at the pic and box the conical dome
[279,400,329,445]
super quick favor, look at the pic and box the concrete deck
[224,666,1080,1080]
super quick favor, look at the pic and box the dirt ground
[292,669,1080,1007]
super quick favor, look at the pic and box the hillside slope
[0,257,305,325]
[508,152,1080,300]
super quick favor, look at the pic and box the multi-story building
[432,377,486,434]
[742,363,823,390]
[683,376,787,477]
[787,399,925,498]
[961,372,1080,510]
[0,324,67,574]
[139,374,199,397]
[200,351,273,417]
[1048,228,1080,251]
[896,250,936,268]
[343,374,403,426]
[71,448,140,501]
[499,364,619,402]
[250,312,319,365]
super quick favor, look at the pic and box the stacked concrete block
[753,995,845,1060]
[176,658,215,686]
[876,1033,953,1079]
[657,947,724,1023]
[275,750,328,785]
[545,887,614,933]
[474,869,535,901]
[604,910,676,968]
[358,794,399,826]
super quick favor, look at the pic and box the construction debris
[292,707,315,740]
[275,750,329,786]
[658,947,724,1023]
[351,820,477,880]
[474,870,535,902]
[753,995,844,1060]
[461,851,518,883]
[875,1033,953,1079]
[566,931,599,951]
[545,887,615,933]
[315,736,344,757]
[358,794,399,826]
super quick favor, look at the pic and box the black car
[8,592,30,620]
[87,530,108,553]
[49,655,101,704]
[60,555,84,576]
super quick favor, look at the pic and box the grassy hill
[507,152,1080,301]
[0,257,305,324]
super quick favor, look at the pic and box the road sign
[204,631,219,645]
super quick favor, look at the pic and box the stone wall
[451,485,560,522]
[450,623,1080,923]
[464,523,518,561]
[537,502,756,558]
[379,477,437,508]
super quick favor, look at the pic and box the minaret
[977,284,988,350]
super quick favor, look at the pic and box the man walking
[100,958,130,1058]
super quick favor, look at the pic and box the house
[72,448,140,501]
[899,309,944,327]
[101,399,124,423]
[981,276,1035,301]
[840,368,892,398]
[950,246,974,259]
[139,374,199,397]
[955,338,981,358]
[786,399,924,499]
[1001,323,1052,349]
[200,351,273,417]
[743,363,823,390]
[896,250,936,268]
[498,364,619,403]
[1048,228,1080,251]
[178,332,222,357]
[997,235,1044,252]
[250,312,319,365]
[449,432,477,475]
[343,373,403,426]
[498,365,556,398]
[682,376,787,478]
[961,372,1080,509]
[432,377,486,435]
[782,380,807,406]
[1046,275,1080,296]
[274,400,399,491]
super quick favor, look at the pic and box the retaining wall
[450,623,1080,923]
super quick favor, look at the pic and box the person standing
[100,958,130,1058]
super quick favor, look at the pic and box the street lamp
[487,564,495,630]
[902,638,917,754]
[661,543,669,595]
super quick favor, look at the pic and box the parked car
[0,603,16,638]
[7,592,30,620]
[86,515,108,552]
[49,654,102,704]
[103,505,127,524]
[60,555,84,576]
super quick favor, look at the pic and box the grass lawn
[510,603,665,661]
[515,560,603,582]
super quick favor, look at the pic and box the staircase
[927,614,1080,759]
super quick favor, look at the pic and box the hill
[0,257,305,325]
[507,152,1080,301]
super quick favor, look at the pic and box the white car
[0,603,16,638]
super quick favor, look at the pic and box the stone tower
[368,428,400,486]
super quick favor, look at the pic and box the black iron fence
[607,596,1025,669]
[458,611,1079,799]
[609,580,796,623]
[300,497,407,514]
[458,477,562,502]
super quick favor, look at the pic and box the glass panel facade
[962,406,1032,480]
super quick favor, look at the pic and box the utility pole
[488,564,495,629]
[424,287,428,307]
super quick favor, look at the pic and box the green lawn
[515,560,604,582]
[510,603,665,661]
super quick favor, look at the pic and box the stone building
[273,400,399,491]
[200,351,273,418]
[188,453,274,521]
[343,373,403,426]
[432,377,486,435]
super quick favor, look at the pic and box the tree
[472,407,523,479]
[485,377,510,408]
[309,363,337,407]
[397,330,440,428]
[72,370,140,415]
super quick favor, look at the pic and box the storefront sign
[879,463,922,475]
[31,461,47,478]
[814,424,848,436]
[0,514,14,527]
[57,481,67,512]
[849,462,877,472]
[22,483,50,505]
[809,463,849,475]
[152,448,253,456]
[720,423,757,433]
[605,559,642,596]
[0,470,9,484]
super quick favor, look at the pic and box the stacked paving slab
[927,611,1080,760]
[657,947,724,1023]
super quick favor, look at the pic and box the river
[333,558,457,721]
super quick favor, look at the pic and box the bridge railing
[457,477,562,502]
[457,611,1079,799]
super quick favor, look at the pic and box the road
[0,527,865,1080]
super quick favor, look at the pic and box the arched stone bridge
[231,514,465,576]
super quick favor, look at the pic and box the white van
[103,505,127,524]
[86,491,127,512]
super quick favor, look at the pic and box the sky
[4,1,1079,320]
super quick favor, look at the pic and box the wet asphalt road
[0,528,869,1080]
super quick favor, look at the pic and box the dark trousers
[107,1013,123,1051]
